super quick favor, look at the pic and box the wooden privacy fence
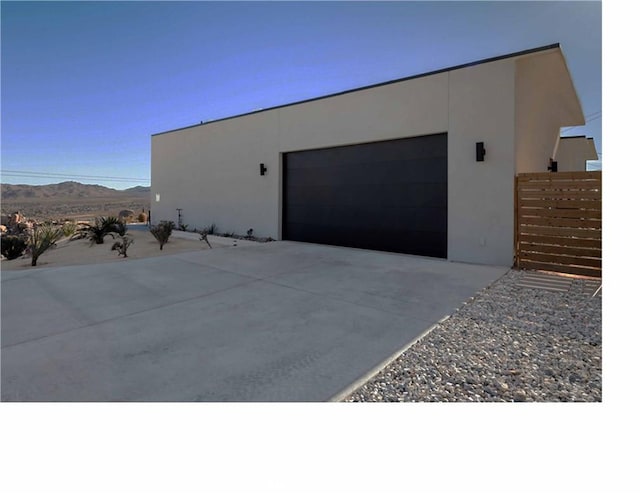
[514,171,601,278]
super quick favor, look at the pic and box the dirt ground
[1,227,212,271]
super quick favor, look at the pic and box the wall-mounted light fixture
[548,158,558,172]
[476,142,486,162]
[260,163,267,176]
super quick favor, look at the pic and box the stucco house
[151,43,587,266]
[555,135,598,171]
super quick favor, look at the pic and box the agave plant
[29,224,63,266]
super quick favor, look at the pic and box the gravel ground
[344,269,602,402]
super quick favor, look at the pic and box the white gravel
[343,269,601,402]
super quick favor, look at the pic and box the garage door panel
[286,223,448,258]
[286,184,380,207]
[286,204,447,232]
[284,134,447,258]
[399,158,448,183]
[286,158,447,187]
[287,182,447,209]
[384,183,447,208]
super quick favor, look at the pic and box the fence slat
[519,225,601,239]
[518,243,601,258]
[519,190,601,199]
[520,251,601,268]
[517,171,602,181]
[518,207,601,219]
[518,260,601,278]
[518,216,602,229]
[518,234,601,249]
[518,199,601,210]
[518,181,601,191]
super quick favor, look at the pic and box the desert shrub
[138,212,147,223]
[1,235,27,260]
[61,221,77,237]
[29,224,63,266]
[111,236,134,257]
[178,223,189,231]
[113,220,128,237]
[73,216,123,245]
[198,230,212,249]
[149,220,174,250]
[205,223,218,235]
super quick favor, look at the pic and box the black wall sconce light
[476,142,486,162]
[548,158,558,172]
[259,163,267,176]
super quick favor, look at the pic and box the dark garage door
[283,133,447,258]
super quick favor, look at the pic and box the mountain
[1,181,151,221]
[1,181,149,200]
[124,185,151,194]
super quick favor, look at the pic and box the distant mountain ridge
[124,185,151,194]
[1,181,150,200]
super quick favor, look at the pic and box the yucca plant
[29,224,63,266]
[61,221,77,237]
[1,235,27,260]
[149,220,174,250]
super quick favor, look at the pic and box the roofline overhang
[553,45,586,125]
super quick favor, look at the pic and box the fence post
[514,174,519,269]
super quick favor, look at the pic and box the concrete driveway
[1,241,508,401]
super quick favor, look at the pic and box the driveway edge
[327,314,451,402]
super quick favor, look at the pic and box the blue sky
[1,1,602,189]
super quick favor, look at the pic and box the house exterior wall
[447,59,515,265]
[277,74,449,152]
[555,137,598,171]
[515,51,585,174]
[151,111,281,237]
[152,74,451,241]
[151,46,583,267]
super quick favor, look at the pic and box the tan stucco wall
[555,137,598,172]
[151,111,281,237]
[277,74,449,152]
[152,46,584,267]
[515,51,584,174]
[448,59,516,265]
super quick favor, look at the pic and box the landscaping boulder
[118,209,135,222]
